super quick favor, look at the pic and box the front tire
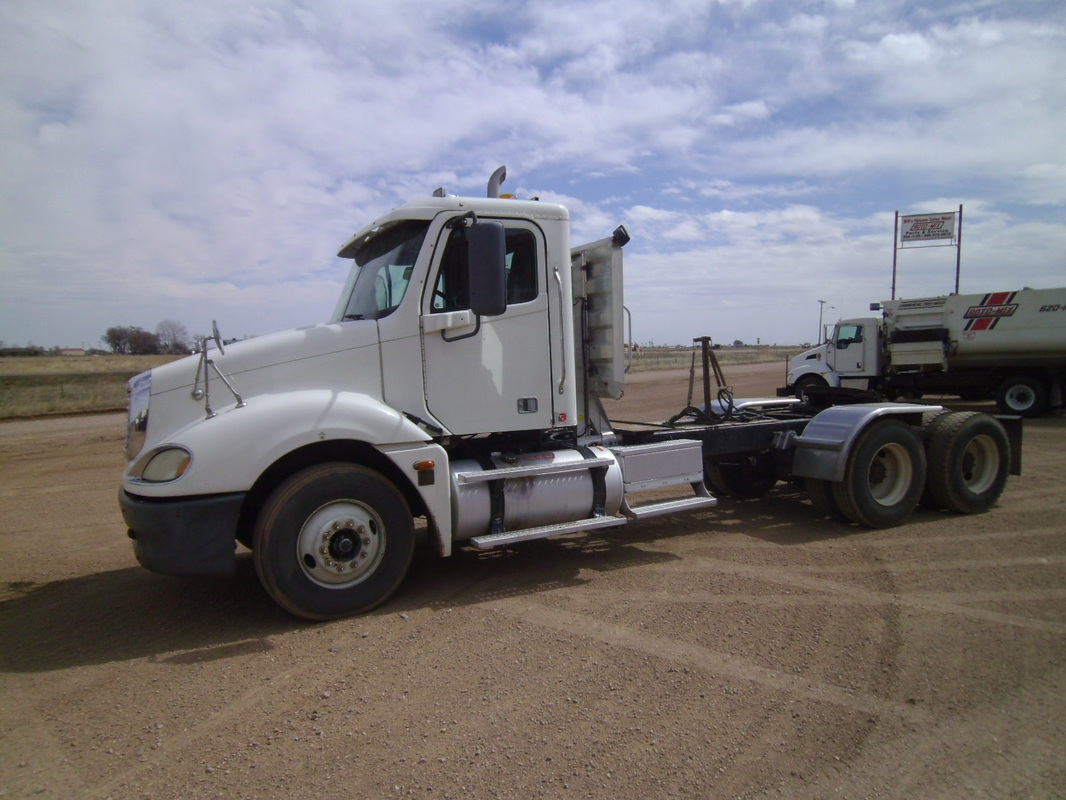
[831,420,926,528]
[253,463,415,620]
[793,374,828,402]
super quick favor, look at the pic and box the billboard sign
[900,212,956,242]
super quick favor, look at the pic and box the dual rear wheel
[922,412,1010,514]
[807,412,1010,527]
[828,419,926,528]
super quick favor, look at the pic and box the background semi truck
[120,168,1020,619]
[783,287,1066,416]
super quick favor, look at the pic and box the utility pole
[817,300,832,343]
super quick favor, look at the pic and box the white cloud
[0,0,1064,351]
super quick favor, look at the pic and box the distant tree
[156,319,191,354]
[104,326,132,354]
[129,327,160,355]
[104,325,161,355]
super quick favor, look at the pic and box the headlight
[134,446,192,483]
[125,372,152,461]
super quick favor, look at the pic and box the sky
[2,0,1064,351]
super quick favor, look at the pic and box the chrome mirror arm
[189,322,245,419]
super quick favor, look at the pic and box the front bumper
[119,489,246,577]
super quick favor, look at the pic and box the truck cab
[332,195,578,437]
[785,317,882,395]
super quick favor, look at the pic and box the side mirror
[467,221,506,317]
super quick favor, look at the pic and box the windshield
[341,220,430,320]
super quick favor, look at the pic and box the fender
[791,402,937,482]
[124,389,431,498]
[789,362,841,388]
[376,440,455,558]
[787,344,840,388]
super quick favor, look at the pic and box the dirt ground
[1,363,1063,799]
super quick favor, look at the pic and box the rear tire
[924,412,1010,514]
[831,420,926,528]
[918,409,952,444]
[918,409,955,509]
[806,478,850,522]
[253,463,415,620]
[996,375,1048,417]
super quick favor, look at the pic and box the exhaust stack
[487,165,506,198]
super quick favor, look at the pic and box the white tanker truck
[783,287,1066,416]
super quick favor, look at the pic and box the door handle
[423,310,474,333]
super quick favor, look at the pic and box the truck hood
[125,319,430,494]
[151,321,379,397]
[787,343,829,383]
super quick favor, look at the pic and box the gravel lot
[1,362,1063,799]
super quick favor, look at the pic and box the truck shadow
[0,540,680,673]
[703,481,989,546]
[0,481,973,674]
[397,533,684,614]
[394,484,883,614]
[0,557,293,674]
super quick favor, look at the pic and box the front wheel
[793,374,828,402]
[253,463,415,620]
[831,420,926,528]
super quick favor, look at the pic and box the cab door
[420,219,554,435]
[828,321,878,377]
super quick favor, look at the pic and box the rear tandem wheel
[830,419,926,528]
[923,411,1010,514]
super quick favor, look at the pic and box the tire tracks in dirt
[491,599,930,725]
[647,548,1066,635]
[747,664,1066,799]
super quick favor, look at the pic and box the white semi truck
[783,288,1066,417]
[120,168,1020,619]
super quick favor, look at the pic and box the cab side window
[504,230,537,304]
[431,228,469,312]
[836,324,863,349]
[431,226,538,312]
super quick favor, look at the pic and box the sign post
[891,205,963,298]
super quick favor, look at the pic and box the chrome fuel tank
[449,447,623,541]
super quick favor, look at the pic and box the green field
[0,355,183,419]
[0,347,801,419]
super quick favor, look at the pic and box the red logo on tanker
[963,292,1017,331]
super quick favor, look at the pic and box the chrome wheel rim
[296,500,385,588]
